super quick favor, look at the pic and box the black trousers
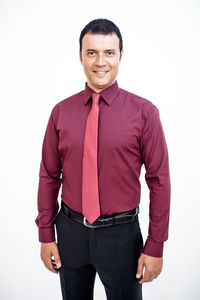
[55,207,144,300]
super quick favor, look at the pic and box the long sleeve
[35,104,62,243]
[140,101,171,257]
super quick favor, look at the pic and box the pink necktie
[82,93,101,224]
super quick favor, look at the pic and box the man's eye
[107,52,114,55]
[88,52,95,55]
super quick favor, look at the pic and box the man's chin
[89,79,114,90]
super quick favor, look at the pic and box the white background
[0,0,200,299]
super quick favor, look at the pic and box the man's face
[79,33,123,92]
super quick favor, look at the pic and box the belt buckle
[83,217,98,228]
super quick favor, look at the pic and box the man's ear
[79,51,83,64]
[119,49,124,61]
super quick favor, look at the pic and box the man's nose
[95,54,106,66]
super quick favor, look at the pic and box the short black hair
[79,18,123,53]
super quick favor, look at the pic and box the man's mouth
[93,71,109,75]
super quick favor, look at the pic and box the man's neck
[87,80,116,93]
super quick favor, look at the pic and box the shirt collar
[83,80,119,106]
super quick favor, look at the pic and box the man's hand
[40,241,62,274]
[136,253,163,284]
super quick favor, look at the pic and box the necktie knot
[92,93,100,105]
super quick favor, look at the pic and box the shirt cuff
[38,226,55,243]
[142,237,164,257]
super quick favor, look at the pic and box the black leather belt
[61,200,139,228]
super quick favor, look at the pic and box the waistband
[60,200,139,228]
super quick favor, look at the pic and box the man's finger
[43,257,58,274]
[52,255,62,269]
[139,269,154,284]
[136,258,144,279]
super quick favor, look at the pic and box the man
[35,18,171,300]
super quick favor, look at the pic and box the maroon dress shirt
[35,80,171,257]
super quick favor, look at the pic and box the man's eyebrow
[86,49,116,52]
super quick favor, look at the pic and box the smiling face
[79,33,123,92]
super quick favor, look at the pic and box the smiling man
[35,19,171,300]
[80,32,122,92]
